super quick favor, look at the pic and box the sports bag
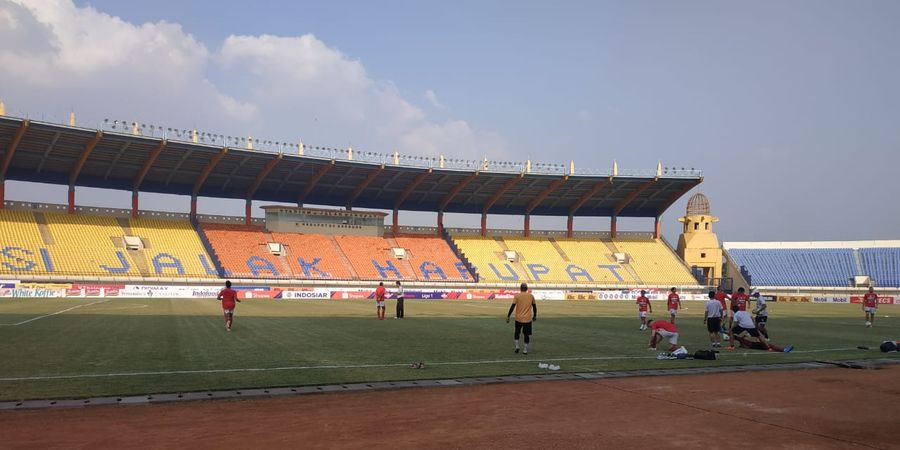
[693,350,717,360]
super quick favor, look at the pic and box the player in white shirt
[703,290,725,349]
[728,309,769,350]
[751,289,769,338]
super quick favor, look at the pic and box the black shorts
[514,321,532,337]
[748,342,768,351]
[706,317,721,333]
[732,325,760,337]
[755,315,767,324]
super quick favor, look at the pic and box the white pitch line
[0,300,109,326]
[0,347,862,382]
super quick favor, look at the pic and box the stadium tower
[676,193,723,284]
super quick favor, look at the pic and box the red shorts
[222,303,236,313]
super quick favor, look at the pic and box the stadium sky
[1,0,898,242]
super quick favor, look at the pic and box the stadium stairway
[328,236,360,280]
[441,229,478,282]
[548,238,571,262]
[192,219,225,277]
[33,212,54,245]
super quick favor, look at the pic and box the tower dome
[686,193,710,216]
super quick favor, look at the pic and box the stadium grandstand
[0,111,712,288]
[724,241,900,289]
[3,111,899,294]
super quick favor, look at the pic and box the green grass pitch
[0,297,897,401]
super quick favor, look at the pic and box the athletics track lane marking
[0,300,110,327]
[0,347,861,382]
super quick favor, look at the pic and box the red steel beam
[346,165,384,208]
[394,168,431,210]
[438,172,478,212]
[192,147,228,196]
[245,153,283,199]
[569,177,612,216]
[298,160,335,204]
[0,120,29,180]
[68,131,103,186]
[525,176,568,215]
[133,140,167,191]
[482,174,524,214]
[655,177,703,216]
[612,178,658,217]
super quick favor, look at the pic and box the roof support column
[131,191,139,218]
[245,199,252,226]
[567,215,573,238]
[190,195,198,221]
[480,214,487,237]
[392,209,399,236]
[523,214,530,237]
[610,215,617,239]
[68,186,75,214]
[654,216,662,239]
[0,119,30,209]
[437,212,444,236]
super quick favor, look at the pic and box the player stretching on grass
[648,320,680,352]
[863,287,878,328]
[375,282,387,320]
[667,287,682,324]
[732,335,793,353]
[636,290,652,330]
[506,283,537,354]
[703,290,724,349]
[217,280,240,331]
[728,309,769,350]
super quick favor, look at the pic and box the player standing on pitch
[751,289,769,338]
[715,286,731,334]
[636,290,652,330]
[863,286,879,327]
[395,280,405,319]
[667,287,682,324]
[217,280,240,331]
[375,282,387,320]
[703,290,724,349]
[506,283,537,354]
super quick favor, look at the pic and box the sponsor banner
[532,290,566,301]
[781,295,811,303]
[565,290,597,300]
[19,283,72,289]
[0,281,20,288]
[331,290,373,300]
[122,285,198,298]
[850,296,895,305]
[812,296,850,304]
[761,295,778,302]
[66,288,82,297]
[282,289,331,300]
[0,287,66,298]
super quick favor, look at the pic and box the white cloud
[425,89,446,110]
[0,0,505,160]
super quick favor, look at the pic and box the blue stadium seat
[727,248,857,287]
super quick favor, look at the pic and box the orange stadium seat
[395,234,472,282]
[270,232,354,280]
[334,235,414,281]
[200,223,289,278]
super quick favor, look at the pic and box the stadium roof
[0,116,702,218]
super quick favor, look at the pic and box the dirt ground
[1,366,898,449]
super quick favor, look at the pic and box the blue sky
[2,0,899,242]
